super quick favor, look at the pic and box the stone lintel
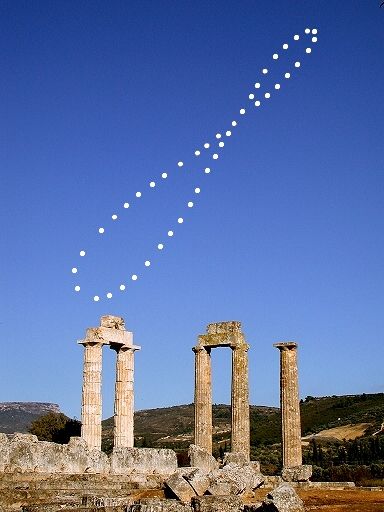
[207,321,242,334]
[196,332,246,349]
[100,315,125,330]
[273,341,298,351]
[78,326,134,347]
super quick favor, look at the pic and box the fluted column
[274,342,302,468]
[80,341,103,450]
[231,344,250,460]
[193,346,212,453]
[112,345,137,448]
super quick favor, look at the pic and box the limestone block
[262,483,304,512]
[183,468,211,496]
[188,445,219,473]
[0,434,10,471]
[222,452,248,467]
[192,495,244,512]
[208,463,264,496]
[110,447,177,475]
[165,472,196,503]
[133,498,193,511]
[281,465,312,483]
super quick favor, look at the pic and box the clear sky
[1,1,383,419]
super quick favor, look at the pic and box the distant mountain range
[1,393,383,452]
[0,402,60,434]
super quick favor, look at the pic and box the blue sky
[1,1,383,419]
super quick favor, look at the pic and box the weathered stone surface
[281,465,312,483]
[262,483,304,512]
[111,447,177,476]
[192,495,243,512]
[208,463,264,496]
[188,445,219,473]
[132,498,192,511]
[223,452,248,467]
[182,468,211,496]
[273,343,302,469]
[243,503,263,511]
[165,472,196,502]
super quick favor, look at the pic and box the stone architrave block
[188,445,219,473]
[111,447,177,475]
[191,495,244,512]
[165,472,196,503]
[262,483,305,512]
[281,465,312,483]
[134,498,193,511]
[209,463,264,496]
[183,468,211,496]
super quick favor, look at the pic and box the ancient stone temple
[78,315,141,450]
[193,321,250,460]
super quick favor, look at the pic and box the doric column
[193,345,212,453]
[80,341,103,450]
[274,342,302,468]
[231,344,250,460]
[112,345,139,448]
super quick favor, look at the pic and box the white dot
[150,181,156,188]
[144,260,151,267]
[119,284,126,291]
[306,48,312,54]
[178,218,183,224]
[216,133,222,139]
[255,82,261,88]
[312,36,317,43]
[195,187,200,194]
[162,172,168,179]
[273,53,278,60]
[295,61,301,68]
[98,228,104,234]
[123,202,130,208]
[74,285,80,292]
[188,201,194,207]
[168,230,174,237]
[283,43,288,50]
[240,108,245,115]
[275,83,281,90]
[262,68,268,74]
[205,168,211,174]
[294,34,299,40]
[226,131,231,136]
[312,29,318,34]
[112,214,118,220]
[285,72,291,78]
[255,100,261,107]
[249,93,255,100]
[136,191,142,198]
[232,121,237,126]
[107,292,112,299]
[305,28,310,34]
[158,243,164,250]
[218,142,224,148]
[178,161,184,167]
[93,295,100,302]
[131,274,138,281]
[195,150,200,156]
[204,143,210,149]
[213,153,219,160]
[80,250,86,257]
[265,92,271,99]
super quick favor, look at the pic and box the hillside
[0,402,61,434]
[100,393,384,453]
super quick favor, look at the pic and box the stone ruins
[0,315,330,512]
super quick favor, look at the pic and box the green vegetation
[29,412,81,443]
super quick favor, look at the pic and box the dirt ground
[253,487,384,511]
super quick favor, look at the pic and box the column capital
[110,343,141,353]
[232,343,250,352]
[273,341,298,351]
[192,345,210,354]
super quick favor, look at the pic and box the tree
[28,412,81,443]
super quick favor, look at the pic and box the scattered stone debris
[191,495,244,512]
[261,483,305,512]
[188,445,219,473]
[281,465,312,483]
